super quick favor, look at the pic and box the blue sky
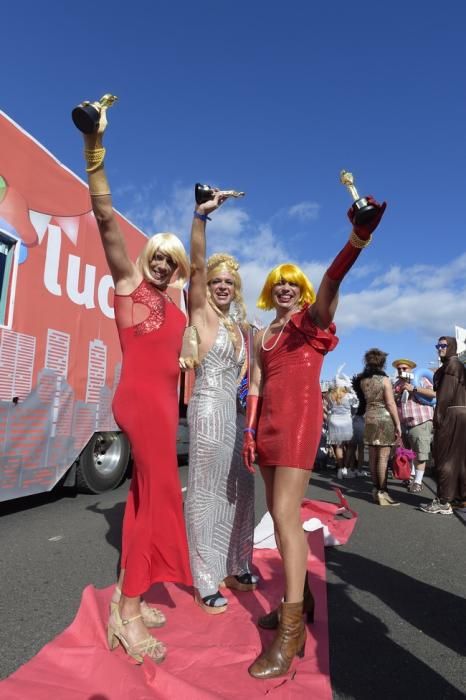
[3,0,466,379]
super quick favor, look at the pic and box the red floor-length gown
[112,279,192,597]
[257,306,338,470]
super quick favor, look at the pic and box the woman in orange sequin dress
[243,197,387,680]
[76,101,192,665]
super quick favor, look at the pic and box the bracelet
[349,230,372,249]
[193,210,211,222]
[243,428,256,436]
[84,147,106,173]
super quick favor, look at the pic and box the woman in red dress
[76,102,192,664]
[243,198,386,679]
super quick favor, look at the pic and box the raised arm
[311,197,386,329]
[188,191,228,317]
[81,121,138,290]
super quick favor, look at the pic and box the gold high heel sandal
[111,586,166,628]
[107,607,166,664]
[377,491,400,507]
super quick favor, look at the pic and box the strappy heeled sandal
[194,591,228,615]
[107,608,166,664]
[220,573,259,591]
[111,587,166,628]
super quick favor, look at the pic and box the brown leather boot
[258,574,315,629]
[248,600,306,679]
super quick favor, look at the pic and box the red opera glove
[326,197,387,282]
[243,432,256,474]
[347,196,387,240]
[242,394,261,474]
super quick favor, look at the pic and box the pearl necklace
[261,318,290,352]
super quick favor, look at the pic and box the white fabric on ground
[253,511,341,549]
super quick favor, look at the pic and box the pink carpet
[1,497,357,699]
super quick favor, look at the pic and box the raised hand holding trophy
[72,94,118,134]
[340,170,378,226]
[195,182,245,205]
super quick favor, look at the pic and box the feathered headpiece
[334,363,353,389]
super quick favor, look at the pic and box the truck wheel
[76,431,131,494]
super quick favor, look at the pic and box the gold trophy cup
[72,94,118,134]
[340,170,377,225]
[195,182,245,205]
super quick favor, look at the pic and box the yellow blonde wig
[137,232,190,287]
[206,253,248,328]
[256,263,316,310]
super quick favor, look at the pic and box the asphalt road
[1,466,465,699]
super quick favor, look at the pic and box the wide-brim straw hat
[392,358,417,369]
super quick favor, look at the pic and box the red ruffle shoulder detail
[289,305,339,354]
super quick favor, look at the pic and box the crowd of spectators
[319,337,466,515]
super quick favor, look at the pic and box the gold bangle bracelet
[84,147,106,173]
[349,230,372,249]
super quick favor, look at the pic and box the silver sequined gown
[185,323,255,599]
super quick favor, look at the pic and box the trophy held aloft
[340,170,378,226]
[195,183,245,205]
[72,94,118,134]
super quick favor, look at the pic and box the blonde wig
[206,253,248,329]
[328,386,349,405]
[137,232,190,287]
[256,263,316,310]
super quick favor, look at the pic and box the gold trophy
[72,94,118,134]
[195,182,245,205]
[340,170,377,225]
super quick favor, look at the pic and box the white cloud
[337,276,466,338]
[288,201,320,221]
[120,182,466,339]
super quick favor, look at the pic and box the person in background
[420,337,466,514]
[346,373,366,477]
[392,358,435,494]
[326,374,357,479]
[359,348,401,506]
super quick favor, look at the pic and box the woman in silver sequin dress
[184,192,256,614]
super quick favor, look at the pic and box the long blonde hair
[206,253,248,337]
[328,386,349,405]
[137,232,190,287]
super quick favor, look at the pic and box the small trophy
[340,170,377,225]
[195,182,245,205]
[71,94,118,134]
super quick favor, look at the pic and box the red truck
[0,111,187,502]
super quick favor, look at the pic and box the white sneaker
[337,467,347,479]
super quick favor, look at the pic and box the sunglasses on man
[435,343,448,350]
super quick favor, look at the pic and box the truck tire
[76,431,131,494]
